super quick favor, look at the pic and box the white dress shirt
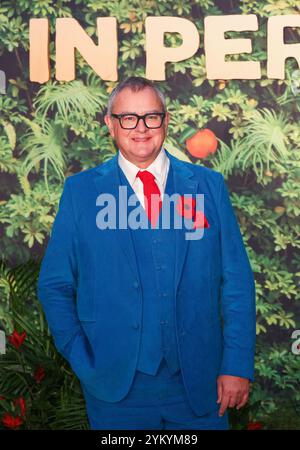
[118,147,170,209]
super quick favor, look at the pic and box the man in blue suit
[37,76,256,430]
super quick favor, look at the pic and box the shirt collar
[118,146,168,185]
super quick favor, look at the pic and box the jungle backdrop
[0,0,300,430]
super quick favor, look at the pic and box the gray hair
[106,76,166,115]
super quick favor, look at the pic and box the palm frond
[20,119,67,192]
[209,139,245,177]
[235,108,290,181]
[34,80,107,125]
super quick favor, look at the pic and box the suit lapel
[92,149,199,294]
[93,154,140,281]
[164,150,199,292]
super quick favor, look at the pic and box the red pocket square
[176,196,196,220]
[176,195,210,229]
[193,210,210,229]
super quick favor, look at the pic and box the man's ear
[104,114,115,138]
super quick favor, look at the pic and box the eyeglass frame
[110,112,166,129]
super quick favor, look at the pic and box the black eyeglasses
[110,112,166,129]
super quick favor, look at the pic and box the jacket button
[132,322,140,329]
[152,238,161,244]
[160,320,168,325]
[133,281,139,289]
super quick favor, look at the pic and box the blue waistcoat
[118,162,180,376]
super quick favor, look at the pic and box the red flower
[176,196,196,220]
[34,366,46,384]
[8,330,26,349]
[14,397,26,417]
[0,396,5,400]
[2,413,23,429]
[247,421,263,430]
[193,210,210,229]
[176,195,210,230]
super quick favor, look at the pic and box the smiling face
[104,86,170,168]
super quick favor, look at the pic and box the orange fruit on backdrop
[186,129,218,159]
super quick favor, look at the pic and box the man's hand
[217,375,250,417]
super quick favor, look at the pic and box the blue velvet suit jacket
[37,149,256,416]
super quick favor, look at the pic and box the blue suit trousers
[82,358,229,430]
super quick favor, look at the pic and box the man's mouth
[132,137,151,142]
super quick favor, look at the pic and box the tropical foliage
[0,259,89,429]
[0,0,300,429]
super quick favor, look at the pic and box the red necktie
[136,170,162,227]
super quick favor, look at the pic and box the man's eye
[123,115,135,121]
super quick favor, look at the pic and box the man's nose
[135,117,148,132]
